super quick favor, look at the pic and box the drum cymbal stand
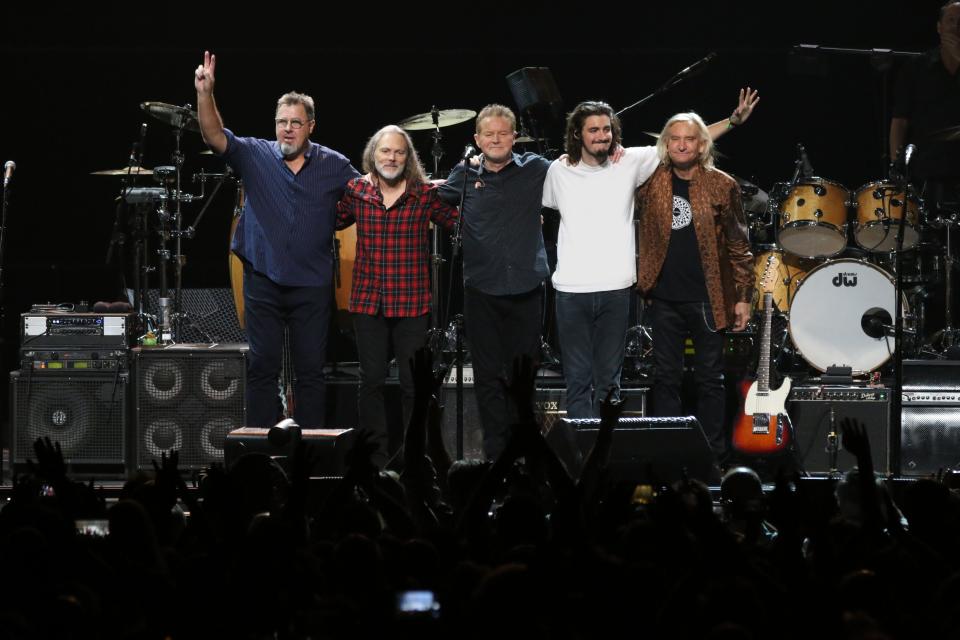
[930,212,960,352]
[423,107,460,359]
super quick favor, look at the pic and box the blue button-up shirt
[440,152,551,296]
[224,129,359,287]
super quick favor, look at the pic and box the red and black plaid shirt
[337,177,458,317]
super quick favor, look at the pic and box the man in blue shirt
[440,104,551,459]
[195,50,359,428]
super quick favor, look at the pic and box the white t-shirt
[542,146,660,293]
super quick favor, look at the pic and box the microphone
[797,144,815,178]
[3,160,15,188]
[903,143,916,167]
[861,307,893,339]
[137,122,148,167]
[462,144,476,161]
[676,52,717,79]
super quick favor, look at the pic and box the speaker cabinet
[441,384,650,462]
[900,360,960,476]
[143,288,245,343]
[133,344,247,471]
[901,406,960,475]
[441,384,484,461]
[787,387,891,474]
[9,370,128,477]
[549,416,715,484]
[506,67,563,114]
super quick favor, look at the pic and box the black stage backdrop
[0,0,943,411]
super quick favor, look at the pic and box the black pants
[464,285,543,460]
[649,298,727,460]
[243,266,331,428]
[353,312,429,467]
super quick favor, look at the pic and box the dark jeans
[464,285,544,459]
[353,312,429,467]
[243,266,331,428]
[649,298,727,459]
[554,287,631,419]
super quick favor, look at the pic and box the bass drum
[788,259,907,374]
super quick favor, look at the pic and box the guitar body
[731,376,792,455]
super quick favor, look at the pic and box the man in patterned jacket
[635,111,755,465]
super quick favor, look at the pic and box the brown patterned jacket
[635,163,754,330]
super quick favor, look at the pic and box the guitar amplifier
[901,360,960,475]
[787,385,891,474]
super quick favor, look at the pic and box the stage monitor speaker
[223,427,356,476]
[142,288,245,343]
[133,344,247,471]
[548,416,715,484]
[8,370,128,477]
[506,67,563,114]
[441,384,650,462]
[787,387,891,474]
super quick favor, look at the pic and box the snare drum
[854,181,920,252]
[777,178,850,258]
[788,259,908,374]
[751,246,817,313]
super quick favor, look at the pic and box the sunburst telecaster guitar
[731,253,792,455]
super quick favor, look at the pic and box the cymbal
[932,124,960,141]
[642,131,661,140]
[141,101,200,132]
[399,108,476,131]
[516,135,545,143]
[91,165,153,176]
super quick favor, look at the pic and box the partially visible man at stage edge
[438,104,552,460]
[337,125,458,467]
[195,51,359,428]
[635,111,754,465]
[542,90,758,420]
[889,1,960,201]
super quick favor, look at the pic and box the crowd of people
[3,350,960,639]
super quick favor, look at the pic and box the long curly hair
[563,101,622,165]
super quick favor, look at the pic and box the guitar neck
[758,293,773,393]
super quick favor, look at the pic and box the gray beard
[280,142,302,157]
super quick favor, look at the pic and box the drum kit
[93,101,238,342]
[741,171,956,377]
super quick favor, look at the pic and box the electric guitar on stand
[732,253,793,455]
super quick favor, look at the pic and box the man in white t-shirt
[542,92,758,418]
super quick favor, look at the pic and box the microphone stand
[616,52,716,119]
[0,170,12,372]
[791,44,922,173]
[441,155,472,459]
[889,151,912,476]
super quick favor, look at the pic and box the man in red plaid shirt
[337,125,458,466]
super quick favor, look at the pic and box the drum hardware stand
[437,144,474,459]
[930,216,960,352]
[826,404,840,476]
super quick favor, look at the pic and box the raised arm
[195,50,228,155]
[707,87,759,142]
